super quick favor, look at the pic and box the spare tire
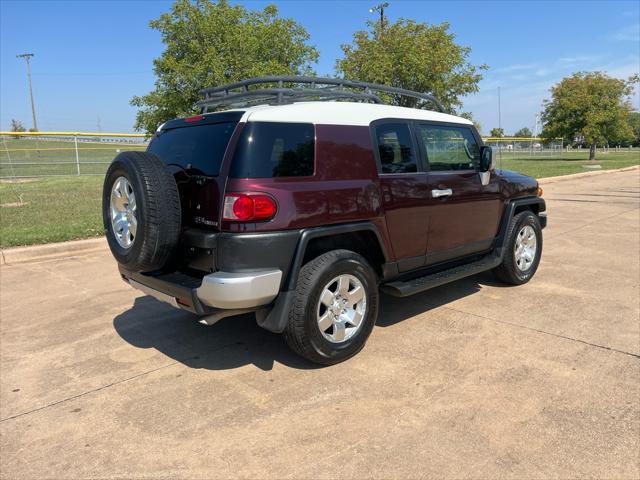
[102,151,181,273]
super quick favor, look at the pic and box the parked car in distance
[103,77,546,365]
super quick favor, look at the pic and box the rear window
[147,122,237,176]
[230,122,315,178]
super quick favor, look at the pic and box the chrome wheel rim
[110,176,137,249]
[514,225,537,271]
[317,274,367,343]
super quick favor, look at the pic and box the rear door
[416,122,502,264]
[147,112,242,230]
[373,120,430,272]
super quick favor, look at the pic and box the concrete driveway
[1,169,638,479]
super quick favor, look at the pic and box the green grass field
[1,147,638,248]
[495,150,640,178]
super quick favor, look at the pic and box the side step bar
[381,254,502,297]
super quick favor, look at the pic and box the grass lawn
[1,176,104,247]
[496,150,640,178]
[1,150,638,248]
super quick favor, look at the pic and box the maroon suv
[103,77,546,365]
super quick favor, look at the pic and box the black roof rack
[196,76,446,113]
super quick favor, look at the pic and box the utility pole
[369,2,389,36]
[16,53,38,132]
[497,86,502,168]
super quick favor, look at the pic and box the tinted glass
[230,122,315,178]
[147,122,237,176]
[375,123,417,174]
[418,125,480,171]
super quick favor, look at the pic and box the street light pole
[369,2,389,36]
[16,53,38,132]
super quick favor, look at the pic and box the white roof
[233,102,471,127]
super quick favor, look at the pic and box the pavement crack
[1,339,241,423]
[0,360,181,423]
[438,304,640,359]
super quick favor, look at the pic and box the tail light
[223,193,277,221]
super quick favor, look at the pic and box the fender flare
[494,196,546,257]
[257,221,389,333]
[283,222,389,291]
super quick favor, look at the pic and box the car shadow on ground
[113,271,503,372]
[377,270,503,328]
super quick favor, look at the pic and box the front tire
[284,250,379,365]
[493,210,543,285]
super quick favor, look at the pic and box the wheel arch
[494,196,546,258]
[285,222,389,290]
[257,222,389,334]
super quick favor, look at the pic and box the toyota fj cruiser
[104,76,546,365]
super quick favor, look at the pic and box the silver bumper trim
[196,269,282,309]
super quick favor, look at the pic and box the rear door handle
[431,188,453,198]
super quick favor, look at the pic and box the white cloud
[494,63,539,73]
[557,55,601,65]
[463,56,640,133]
[612,24,640,42]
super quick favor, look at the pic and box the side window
[230,122,314,178]
[374,123,417,174]
[418,125,480,171]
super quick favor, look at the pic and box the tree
[489,128,504,138]
[513,127,532,138]
[460,112,482,134]
[541,72,637,160]
[10,119,26,133]
[10,119,26,139]
[336,17,486,113]
[131,0,319,133]
[626,111,640,147]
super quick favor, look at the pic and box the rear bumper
[196,270,282,309]
[119,265,282,323]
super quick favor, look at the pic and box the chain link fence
[482,137,564,158]
[0,132,148,178]
[2,132,636,179]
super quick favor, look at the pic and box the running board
[381,255,502,297]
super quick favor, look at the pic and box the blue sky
[1,0,638,134]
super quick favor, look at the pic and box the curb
[0,237,107,266]
[538,165,639,185]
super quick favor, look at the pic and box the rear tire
[493,210,542,285]
[102,151,181,273]
[284,250,379,365]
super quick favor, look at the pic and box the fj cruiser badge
[193,216,218,227]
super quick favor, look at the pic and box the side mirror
[479,146,495,172]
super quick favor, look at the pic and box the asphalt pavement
[1,169,638,479]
